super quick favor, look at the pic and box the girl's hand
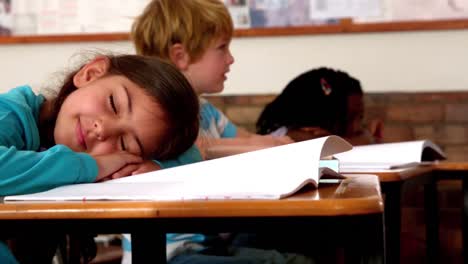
[93,152,143,182]
[108,160,161,180]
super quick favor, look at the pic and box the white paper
[334,140,446,172]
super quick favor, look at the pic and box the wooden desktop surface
[432,161,468,171]
[0,175,382,220]
[343,165,434,182]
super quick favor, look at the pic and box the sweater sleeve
[200,100,237,138]
[0,145,98,196]
[158,144,203,169]
[0,86,98,196]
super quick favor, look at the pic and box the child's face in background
[54,73,168,158]
[184,36,234,95]
[286,94,382,145]
[345,94,365,139]
[343,94,382,145]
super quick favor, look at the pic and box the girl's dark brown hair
[42,54,199,160]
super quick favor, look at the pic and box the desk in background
[343,166,437,264]
[0,175,384,264]
[432,161,468,263]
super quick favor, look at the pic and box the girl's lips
[76,119,87,150]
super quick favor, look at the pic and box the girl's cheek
[351,119,364,135]
[88,142,117,156]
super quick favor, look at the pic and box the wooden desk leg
[463,177,468,264]
[131,231,166,264]
[425,179,439,264]
[344,214,385,264]
[381,182,402,264]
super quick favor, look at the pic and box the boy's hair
[43,54,199,160]
[256,67,363,136]
[132,0,233,63]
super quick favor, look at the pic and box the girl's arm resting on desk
[105,159,161,180]
[103,145,204,181]
[0,145,98,196]
[92,152,142,181]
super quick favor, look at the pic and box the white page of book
[335,140,425,164]
[5,136,351,201]
[334,140,445,170]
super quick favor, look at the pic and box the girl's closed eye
[109,95,117,113]
[109,95,127,151]
[120,136,126,151]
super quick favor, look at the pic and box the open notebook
[5,136,352,202]
[334,140,446,172]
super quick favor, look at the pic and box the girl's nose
[93,119,108,141]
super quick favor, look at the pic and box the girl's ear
[169,43,190,71]
[73,56,111,88]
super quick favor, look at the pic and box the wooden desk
[343,166,437,264]
[432,161,468,263]
[0,175,384,264]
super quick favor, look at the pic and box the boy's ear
[73,56,110,88]
[169,43,190,71]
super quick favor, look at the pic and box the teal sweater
[0,86,97,195]
[0,85,98,263]
[0,86,203,263]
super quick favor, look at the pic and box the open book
[5,136,352,202]
[334,140,446,172]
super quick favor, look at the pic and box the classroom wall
[207,91,468,162]
[0,29,468,94]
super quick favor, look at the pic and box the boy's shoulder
[199,97,223,117]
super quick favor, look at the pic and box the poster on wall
[36,0,81,34]
[308,0,382,20]
[224,0,251,28]
[248,0,331,27]
[6,0,468,36]
[10,0,37,34]
[8,0,150,35]
[391,0,468,21]
[0,0,12,35]
[79,0,149,33]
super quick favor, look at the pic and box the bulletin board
[0,0,467,44]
